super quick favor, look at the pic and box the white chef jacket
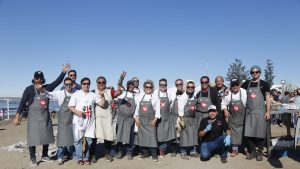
[221,88,247,110]
[134,93,161,119]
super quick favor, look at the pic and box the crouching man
[198,105,231,163]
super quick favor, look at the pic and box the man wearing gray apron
[195,76,221,156]
[134,80,160,162]
[157,78,176,158]
[49,77,75,165]
[222,79,247,157]
[242,65,271,161]
[178,81,198,160]
[115,80,136,160]
[170,79,185,157]
[13,65,71,166]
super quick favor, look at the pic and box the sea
[0,98,60,120]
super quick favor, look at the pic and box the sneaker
[41,156,53,162]
[256,151,263,161]
[57,159,64,165]
[180,154,189,160]
[171,152,177,157]
[84,160,91,165]
[152,155,158,162]
[77,160,84,165]
[91,156,97,163]
[127,154,133,160]
[159,150,165,158]
[116,151,124,159]
[246,151,256,160]
[221,156,228,163]
[105,155,114,162]
[30,158,38,166]
[230,150,238,157]
[190,152,199,158]
[138,154,149,160]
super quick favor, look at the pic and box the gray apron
[228,90,245,145]
[195,89,212,129]
[27,88,54,147]
[157,91,176,142]
[57,90,74,147]
[180,96,198,147]
[244,80,267,138]
[172,95,179,137]
[116,92,136,144]
[137,94,158,148]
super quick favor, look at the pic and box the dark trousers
[246,137,264,153]
[29,144,49,159]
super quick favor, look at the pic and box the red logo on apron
[201,102,207,108]
[40,100,46,107]
[233,105,240,112]
[191,104,196,112]
[160,100,166,107]
[250,92,257,99]
[142,106,148,112]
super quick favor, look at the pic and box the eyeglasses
[201,81,209,84]
[97,81,106,84]
[69,74,76,77]
[159,84,167,87]
[187,86,195,89]
[145,86,153,89]
[65,83,73,87]
[250,71,260,75]
[34,76,43,80]
[175,83,183,86]
[133,80,139,83]
[82,83,90,86]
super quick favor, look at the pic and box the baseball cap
[208,105,217,112]
[230,78,240,87]
[34,71,44,79]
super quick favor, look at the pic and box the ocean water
[0,99,60,119]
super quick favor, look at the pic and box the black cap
[34,71,44,79]
[230,78,240,87]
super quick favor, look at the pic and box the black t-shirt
[199,117,229,142]
[241,79,270,101]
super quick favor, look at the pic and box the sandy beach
[0,118,299,169]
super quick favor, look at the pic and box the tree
[226,58,250,81]
[264,59,275,87]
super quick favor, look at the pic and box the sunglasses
[208,109,217,113]
[201,81,209,84]
[176,83,183,86]
[69,74,76,77]
[231,84,239,87]
[65,83,73,87]
[159,84,167,87]
[187,86,195,89]
[97,81,106,84]
[250,71,260,74]
[82,83,90,86]
[145,86,153,89]
[133,80,139,83]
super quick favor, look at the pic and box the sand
[0,118,299,169]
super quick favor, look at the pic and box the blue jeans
[200,135,229,159]
[141,147,157,156]
[74,137,93,161]
[57,146,75,160]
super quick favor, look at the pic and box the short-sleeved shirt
[241,80,270,100]
[199,117,229,142]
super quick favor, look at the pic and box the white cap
[208,105,217,111]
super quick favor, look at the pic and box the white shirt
[153,89,173,103]
[221,88,247,110]
[178,92,196,116]
[117,91,135,100]
[134,93,161,119]
[68,90,101,139]
[49,89,73,106]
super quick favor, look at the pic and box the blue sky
[0,0,299,97]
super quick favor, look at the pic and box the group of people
[12,63,300,167]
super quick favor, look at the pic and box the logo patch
[250,92,257,99]
[40,100,46,107]
[233,105,240,112]
[160,100,166,107]
[142,106,148,112]
[201,102,207,108]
